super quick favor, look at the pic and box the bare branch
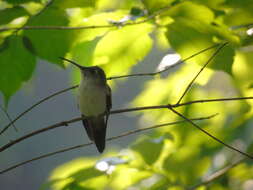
[0,5,171,32]
[1,95,253,152]
[176,42,228,104]
[231,23,253,30]
[168,107,253,160]
[0,105,17,132]
[177,97,253,107]
[0,85,77,135]
[0,43,220,135]
[0,114,216,174]
[107,43,221,80]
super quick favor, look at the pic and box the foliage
[1,0,253,189]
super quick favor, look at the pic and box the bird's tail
[82,115,107,153]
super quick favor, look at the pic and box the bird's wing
[106,84,112,110]
[105,85,112,127]
[82,115,94,141]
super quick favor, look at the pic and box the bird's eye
[92,69,98,74]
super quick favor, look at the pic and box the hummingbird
[60,57,112,153]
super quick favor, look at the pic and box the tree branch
[169,107,253,159]
[1,96,253,152]
[0,114,216,174]
[0,43,221,135]
[0,105,17,132]
[188,158,246,190]
[0,5,171,32]
[176,42,228,104]
[107,43,221,80]
[0,85,78,135]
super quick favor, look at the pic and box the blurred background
[1,0,253,189]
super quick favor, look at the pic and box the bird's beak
[59,57,88,70]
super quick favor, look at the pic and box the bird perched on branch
[60,57,112,153]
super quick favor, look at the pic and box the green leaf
[226,0,253,11]
[0,35,36,103]
[53,0,96,9]
[70,37,101,67]
[167,1,215,23]
[69,37,101,84]
[166,19,236,74]
[24,7,74,66]
[5,0,40,4]
[131,136,164,165]
[22,36,36,55]
[110,167,152,189]
[45,158,108,190]
[210,45,235,73]
[142,0,176,12]
[130,7,144,16]
[0,38,9,53]
[71,11,127,42]
[0,6,28,25]
[187,0,226,10]
[93,23,153,76]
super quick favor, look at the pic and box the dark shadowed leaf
[142,0,176,12]
[0,6,28,25]
[6,0,40,4]
[0,35,36,103]
[131,136,164,165]
[24,7,75,66]
[22,36,36,55]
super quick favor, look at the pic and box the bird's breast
[78,79,107,116]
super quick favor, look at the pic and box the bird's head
[60,57,106,84]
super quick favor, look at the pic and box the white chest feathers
[78,79,107,116]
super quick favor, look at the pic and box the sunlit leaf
[68,37,101,84]
[166,19,236,74]
[46,158,107,190]
[188,0,226,10]
[70,11,127,42]
[166,1,215,23]
[70,37,101,67]
[110,166,152,189]
[52,0,96,9]
[93,23,153,76]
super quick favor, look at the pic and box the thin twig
[0,114,216,174]
[169,107,253,160]
[14,0,54,34]
[0,85,77,135]
[176,42,228,104]
[231,23,253,30]
[0,44,220,135]
[0,105,169,152]
[0,105,17,131]
[0,5,171,32]
[188,158,246,190]
[0,24,115,32]
[176,97,253,107]
[1,95,253,152]
[107,43,221,80]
